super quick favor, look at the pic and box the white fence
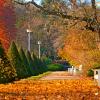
[68,65,82,75]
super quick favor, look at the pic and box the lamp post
[38,41,41,59]
[26,29,32,51]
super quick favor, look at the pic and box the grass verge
[26,71,51,80]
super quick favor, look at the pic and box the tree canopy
[0,0,16,50]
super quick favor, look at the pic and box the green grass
[47,64,64,71]
[25,71,51,80]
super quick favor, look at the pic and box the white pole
[28,32,31,51]
[39,44,41,59]
[38,41,41,59]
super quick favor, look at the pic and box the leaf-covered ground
[0,78,100,100]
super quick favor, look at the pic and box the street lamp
[37,41,41,59]
[26,29,32,51]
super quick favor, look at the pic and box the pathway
[40,71,81,80]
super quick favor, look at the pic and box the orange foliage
[0,21,10,49]
[58,28,100,71]
[0,79,99,99]
[0,0,16,50]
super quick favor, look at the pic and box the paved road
[40,71,81,80]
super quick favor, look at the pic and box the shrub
[8,42,28,79]
[87,69,94,77]
[0,42,16,83]
[47,63,64,71]
[42,57,52,65]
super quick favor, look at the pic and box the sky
[25,0,41,5]
[34,0,41,4]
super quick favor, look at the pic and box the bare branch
[14,0,94,22]
[14,0,100,35]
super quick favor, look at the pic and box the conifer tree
[19,48,33,76]
[8,42,28,79]
[32,53,46,74]
[26,51,38,75]
[40,58,48,72]
[0,42,16,83]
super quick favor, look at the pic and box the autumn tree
[0,42,16,83]
[14,0,100,33]
[58,28,100,73]
[0,0,16,50]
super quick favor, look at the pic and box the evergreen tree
[32,53,47,74]
[0,42,16,83]
[39,58,48,72]
[8,42,28,79]
[19,48,33,76]
[40,58,48,72]
[26,51,38,75]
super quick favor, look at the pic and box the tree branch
[14,0,100,34]
[14,0,94,22]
